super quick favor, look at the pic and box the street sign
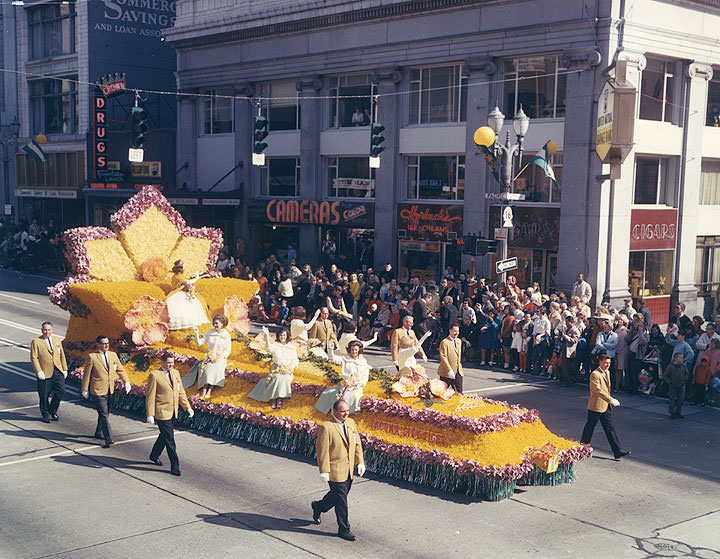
[494,227,507,240]
[485,192,525,201]
[595,81,613,161]
[496,257,518,274]
[501,206,514,228]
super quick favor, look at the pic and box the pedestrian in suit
[390,316,427,369]
[580,353,630,460]
[559,314,580,386]
[146,353,194,476]
[311,399,365,541]
[309,306,339,355]
[81,335,131,448]
[437,324,463,392]
[30,321,68,423]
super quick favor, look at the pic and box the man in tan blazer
[82,335,131,448]
[437,323,463,393]
[30,321,68,423]
[146,353,194,475]
[390,315,426,368]
[312,399,364,541]
[580,352,629,460]
[309,307,338,354]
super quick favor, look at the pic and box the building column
[673,62,713,313]
[233,84,254,259]
[462,58,496,278]
[297,77,323,265]
[372,69,402,271]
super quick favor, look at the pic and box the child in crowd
[276,299,290,325]
[519,328,530,373]
[691,356,712,406]
[511,322,523,372]
[664,352,689,419]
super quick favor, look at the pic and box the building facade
[7,0,177,232]
[165,0,720,322]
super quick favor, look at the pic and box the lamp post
[474,106,530,284]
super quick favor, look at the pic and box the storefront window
[407,155,464,200]
[399,240,442,284]
[628,250,673,298]
[634,156,674,206]
[329,74,375,128]
[30,76,78,135]
[258,80,300,131]
[327,157,375,198]
[322,227,374,270]
[639,58,676,123]
[409,65,467,124]
[707,73,720,127]
[696,236,720,295]
[260,158,299,197]
[202,89,233,134]
[700,159,720,205]
[503,55,567,119]
[253,224,300,263]
[515,152,562,203]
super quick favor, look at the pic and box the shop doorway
[321,227,374,272]
[253,224,299,266]
[491,248,557,292]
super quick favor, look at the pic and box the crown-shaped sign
[99,73,127,97]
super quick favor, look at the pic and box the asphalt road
[0,268,718,559]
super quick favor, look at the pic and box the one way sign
[496,257,518,274]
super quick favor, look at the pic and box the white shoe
[503,363,509,369]
[480,361,486,366]
[512,366,519,372]
[489,361,496,366]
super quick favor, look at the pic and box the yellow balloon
[473,126,496,147]
[546,140,558,154]
[35,134,48,145]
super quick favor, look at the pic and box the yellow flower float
[54,187,590,501]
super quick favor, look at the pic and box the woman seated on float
[182,314,232,400]
[315,339,370,414]
[337,320,378,355]
[165,259,210,330]
[397,330,432,374]
[248,326,297,409]
[290,306,321,342]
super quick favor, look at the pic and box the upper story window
[407,155,464,200]
[707,72,720,127]
[329,74,375,128]
[28,2,76,60]
[260,157,299,197]
[258,80,300,131]
[327,157,375,198]
[504,55,567,119]
[202,89,233,134]
[700,159,720,205]
[514,152,563,203]
[639,58,676,123]
[409,65,467,124]
[29,76,77,135]
[634,156,675,206]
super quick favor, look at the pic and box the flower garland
[182,225,223,273]
[110,186,186,233]
[48,275,92,317]
[63,227,116,276]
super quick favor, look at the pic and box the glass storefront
[628,250,673,298]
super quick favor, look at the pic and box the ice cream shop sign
[629,209,678,251]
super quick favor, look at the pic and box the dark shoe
[311,501,321,524]
[170,469,181,476]
[150,456,163,466]
[614,450,630,460]
[41,417,51,423]
[338,531,356,541]
[51,414,59,421]
[101,440,113,449]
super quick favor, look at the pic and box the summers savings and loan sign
[94,0,176,36]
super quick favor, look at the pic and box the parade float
[52,186,590,501]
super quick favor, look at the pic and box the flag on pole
[23,138,47,164]
[529,141,557,186]
[480,145,500,184]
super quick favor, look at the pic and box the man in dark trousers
[146,353,194,476]
[82,335,131,448]
[580,352,630,460]
[30,321,68,423]
[312,399,365,541]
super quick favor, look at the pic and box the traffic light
[474,239,498,256]
[462,234,477,255]
[370,122,385,157]
[253,116,268,154]
[130,106,148,148]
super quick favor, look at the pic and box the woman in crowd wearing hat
[248,326,298,409]
[315,339,370,414]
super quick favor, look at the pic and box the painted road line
[0,291,41,305]
[0,362,81,395]
[0,434,178,468]
[0,336,30,351]
[462,379,555,393]
[0,317,40,334]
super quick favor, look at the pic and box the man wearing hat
[580,352,630,460]
[619,297,636,321]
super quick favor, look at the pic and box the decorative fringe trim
[109,392,576,501]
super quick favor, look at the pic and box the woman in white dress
[182,314,232,399]
[337,320,378,355]
[397,330,432,374]
[315,339,370,414]
[248,326,298,409]
[165,260,210,330]
[290,306,321,342]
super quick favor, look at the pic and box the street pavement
[0,268,718,558]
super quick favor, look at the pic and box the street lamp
[474,105,530,284]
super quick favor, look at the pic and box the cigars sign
[629,209,678,251]
[397,204,463,242]
[248,200,374,228]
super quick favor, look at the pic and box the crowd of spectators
[0,216,65,273]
